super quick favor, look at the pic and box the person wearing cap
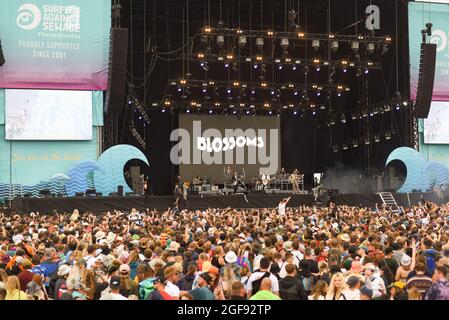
[100,276,127,300]
[147,271,172,300]
[180,272,215,300]
[364,263,386,299]
[118,263,138,297]
[359,285,373,300]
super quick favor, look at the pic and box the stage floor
[11,192,442,214]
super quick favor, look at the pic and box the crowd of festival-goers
[1,200,449,300]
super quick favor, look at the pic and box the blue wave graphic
[65,160,101,196]
[386,147,449,193]
[0,145,149,199]
[94,145,149,195]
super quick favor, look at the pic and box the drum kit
[254,169,304,193]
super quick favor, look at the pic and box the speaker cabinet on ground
[117,185,124,196]
[105,28,129,114]
[414,43,437,118]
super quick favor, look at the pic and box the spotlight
[294,90,299,96]
[384,104,391,112]
[177,86,182,92]
[251,88,256,95]
[253,63,258,69]
[312,110,316,115]
[402,101,408,106]
[238,36,247,47]
[293,109,298,115]
[224,62,230,68]
[268,110,273,115]
[186,108,191,113]
[292,64,297,71]
[277,64,283,70]
[202,87,207,93]
[385,132,392,140]
[281,37,289,50]
[395,104,400,111]
[330,41,339,53]
[364,68,369,74]
[246,109,250,115]
[161,108,167,113]
[316,65,321,72]
[342,144,349,151]
[351,41,359,53]
[374,135,380,143]
[217,35,225,47]
[226,88,232,94]
[365,138,370,145]
[209,108,213,114]
[337,92,342,97]
[332,145,339,153]
[341,114,346,124]
[256,38,264,47]
[201,61,209,71]
[367,43,375,55]
[316,91,321,97]
[312,40,320,52]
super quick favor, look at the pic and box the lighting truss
[129,125,146,149]
[169,79,350,93]
[190,54,382,70]
[201,26,392,45]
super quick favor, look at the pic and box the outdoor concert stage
[11,192,442,214]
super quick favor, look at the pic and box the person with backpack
[298,258,316,295]
[246,258,279,299]
[425,266,449,300]
[279,264,307,300]
[422,238,438,276]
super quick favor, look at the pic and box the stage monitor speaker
[414,43,437,118]
[0,39,5,66]
[75,192,85,197]
[105,28,129,115]
[117,185,124,196]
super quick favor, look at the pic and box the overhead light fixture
[351,41,359,53]
[312,40,320,52]
[217,35,225,47]
[367,43,375,54]
[256,38,264,47]
[331,41,339,53]
[281,38,289,50]
[238,36,247,47]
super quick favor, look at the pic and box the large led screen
[176,114,281,184]
[424,101,449,144]
[5,89,92,140]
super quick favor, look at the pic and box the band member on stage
[231,171,246,194]
[289,169,300,194]
[174,175,187,209]
[261,172,271,190]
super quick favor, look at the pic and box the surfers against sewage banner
[0,0,111,90]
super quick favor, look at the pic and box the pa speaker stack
[0,39,5,66]
[105,28,129,114]
[413,43,437,118]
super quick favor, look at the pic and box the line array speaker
[0,38,5,66]
[414,43,437,118]
[105,28,129,114]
